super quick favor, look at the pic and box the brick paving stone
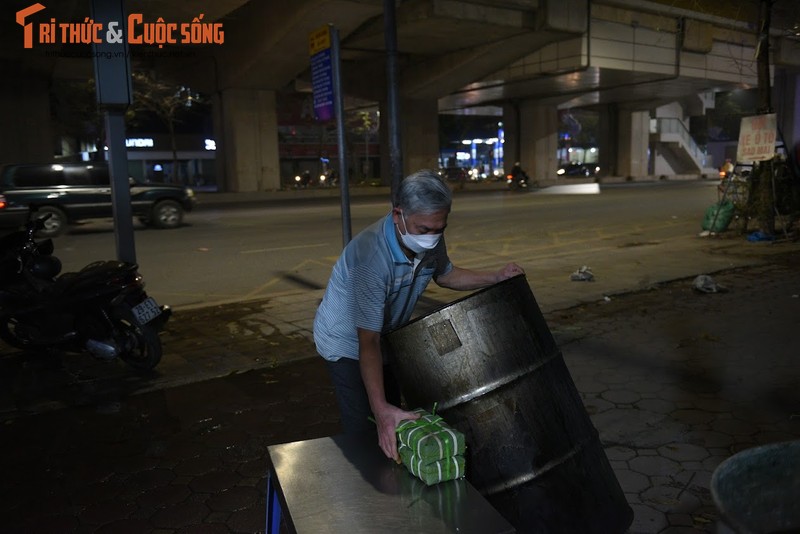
[628,503,669,533]
[602,389,642,404]
[658,443,709,462]
[189,471,242,494]
[227,505,269,533]
[176,523,230,534]
[135,483,192,510]
[670,409,716,425]
[79,499,138,526]
[685,430,735,448]
[606,445,637,461]
[615,468,651,493]
[175,455,223,477]
[629,456,682,478]
[95,518,154,534]
[636,398,676,414]
[150,501,211,529]
[206,486,260,512]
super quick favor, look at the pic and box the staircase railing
[653,118,712,169]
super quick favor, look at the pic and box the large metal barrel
[383,275,633,533]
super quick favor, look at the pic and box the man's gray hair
[395,169,452,215]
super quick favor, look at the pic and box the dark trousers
[325,357,402,435]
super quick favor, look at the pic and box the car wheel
[34,206,68,237]
[151,200,184,229]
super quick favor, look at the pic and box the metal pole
[330,25,352,245]
[105,110,137,263]
[91,0,136,264]
[384,0,403,204]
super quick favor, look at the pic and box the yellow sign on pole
[308,25,331,56]
[737,113,777,162]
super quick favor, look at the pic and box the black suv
[0,162,197,237]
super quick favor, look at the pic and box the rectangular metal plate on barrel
[429,319,462,356]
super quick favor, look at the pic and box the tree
[131,71,201,184]
[347,110,379,179]
[750,0,776,234]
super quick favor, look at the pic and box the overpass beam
[214,89,280,192]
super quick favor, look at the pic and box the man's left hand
[497,263,525,281]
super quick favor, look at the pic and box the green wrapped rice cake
[395,409,466,485]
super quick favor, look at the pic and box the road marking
[240,243,329,254]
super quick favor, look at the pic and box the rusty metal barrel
[383,274,633,533]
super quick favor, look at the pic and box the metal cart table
[265,434,515,533]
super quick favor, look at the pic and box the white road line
[240,243,329,254]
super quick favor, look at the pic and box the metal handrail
[653,117,711,167]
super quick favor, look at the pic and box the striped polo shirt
[314,212,452,362]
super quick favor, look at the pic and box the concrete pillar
[0,73,54,164]
[518,101,559,183]
[402,98,439,175]
[597,104,618,177]
[502,103,520,169]
[214,88,280,192]
[379,98,439,183]
[617,109,650,179]
[774,69,799,153]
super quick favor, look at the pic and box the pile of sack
[396,409,466,486]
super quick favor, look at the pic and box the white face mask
[398,211,442,254]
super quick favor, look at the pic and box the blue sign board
[309,26,334,122]
[311,48,334,121]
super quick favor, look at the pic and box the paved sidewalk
[0,235,798,532]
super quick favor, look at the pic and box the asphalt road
[47,180,722,311]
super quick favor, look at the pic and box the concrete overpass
[2,0,799,190]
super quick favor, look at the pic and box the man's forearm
[360,348,388,414]
[437,266,499,290]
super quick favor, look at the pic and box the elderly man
[314,169,524,460]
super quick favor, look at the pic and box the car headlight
[557,168,565,175]
[185,188,195,197]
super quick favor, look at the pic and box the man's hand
[374,404,420,461]
[497,262,525,281]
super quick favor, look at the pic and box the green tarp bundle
[702,200,735,233]
[395,409,466,486]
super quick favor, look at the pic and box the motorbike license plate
[132,297,162,325]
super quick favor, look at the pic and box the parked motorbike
[0,212,170,370]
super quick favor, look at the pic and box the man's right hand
[374,404,420,461]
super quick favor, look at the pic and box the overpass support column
[214,89,280,192]
[774,70,799,153]
[597,105,617,178]
[518,102,559,183]
[617,109,650,179]
[379,98,439,183]
[0,73,53,164]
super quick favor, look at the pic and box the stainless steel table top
[267,434,516,533]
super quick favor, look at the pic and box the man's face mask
[398,211,442,253]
